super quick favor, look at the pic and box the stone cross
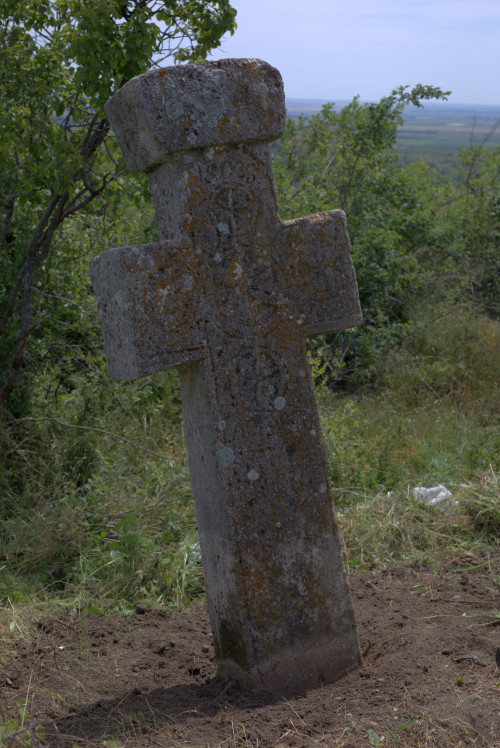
[90,58,363,695]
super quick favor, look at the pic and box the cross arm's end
[90,241,204,381]
[90,249,143,381]
[105,59,286,173]
[283,210,363,335]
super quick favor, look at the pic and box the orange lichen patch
[217,115,232,136]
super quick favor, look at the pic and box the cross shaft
[91,59,363,694]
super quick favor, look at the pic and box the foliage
[273,87,500,392]
[0,0,236,411]
[274,85,450,231]
[451,146,500,317]
[273,87,450,387]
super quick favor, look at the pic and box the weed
[462,467,500,539]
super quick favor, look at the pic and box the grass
[325,305,499,484]
[339,471,499,572]
[0,366,202,612]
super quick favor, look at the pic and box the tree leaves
[273,88,451,388]
[0,0,237,411]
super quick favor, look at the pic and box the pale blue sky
[208,0,499,105]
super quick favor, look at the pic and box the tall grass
[0,369,201,614]
[320,304,500,493]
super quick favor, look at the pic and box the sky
[208,0,499,105]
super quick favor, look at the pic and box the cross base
[218,631,361,695]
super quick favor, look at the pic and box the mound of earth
[1,566,499,747]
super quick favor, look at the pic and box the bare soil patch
[1,566,499,747]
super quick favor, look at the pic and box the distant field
[286,99,500,177]
[398,102,500,176]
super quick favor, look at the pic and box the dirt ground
[1,565,499,747]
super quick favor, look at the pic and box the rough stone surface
[104,59,286,172]
[90,58,363,695]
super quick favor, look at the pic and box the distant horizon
[283,99,500,152]
[285,98,500,110]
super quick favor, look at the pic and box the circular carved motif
[228,344,287,409]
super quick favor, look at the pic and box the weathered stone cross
[91,58,363,695]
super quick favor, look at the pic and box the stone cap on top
[105,58,286,172]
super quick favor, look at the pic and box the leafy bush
[379,304,500,408]
[274,97,500,391]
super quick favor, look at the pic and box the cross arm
[282,210,363,336]
[90,240,203,381]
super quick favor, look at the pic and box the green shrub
[380,304,500,408]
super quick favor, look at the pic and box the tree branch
[61,173,114,220]
[0,186,17,250]
[0,192,69,411]
[0,191,63,333]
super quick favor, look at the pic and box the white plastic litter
[412,484,453,508]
